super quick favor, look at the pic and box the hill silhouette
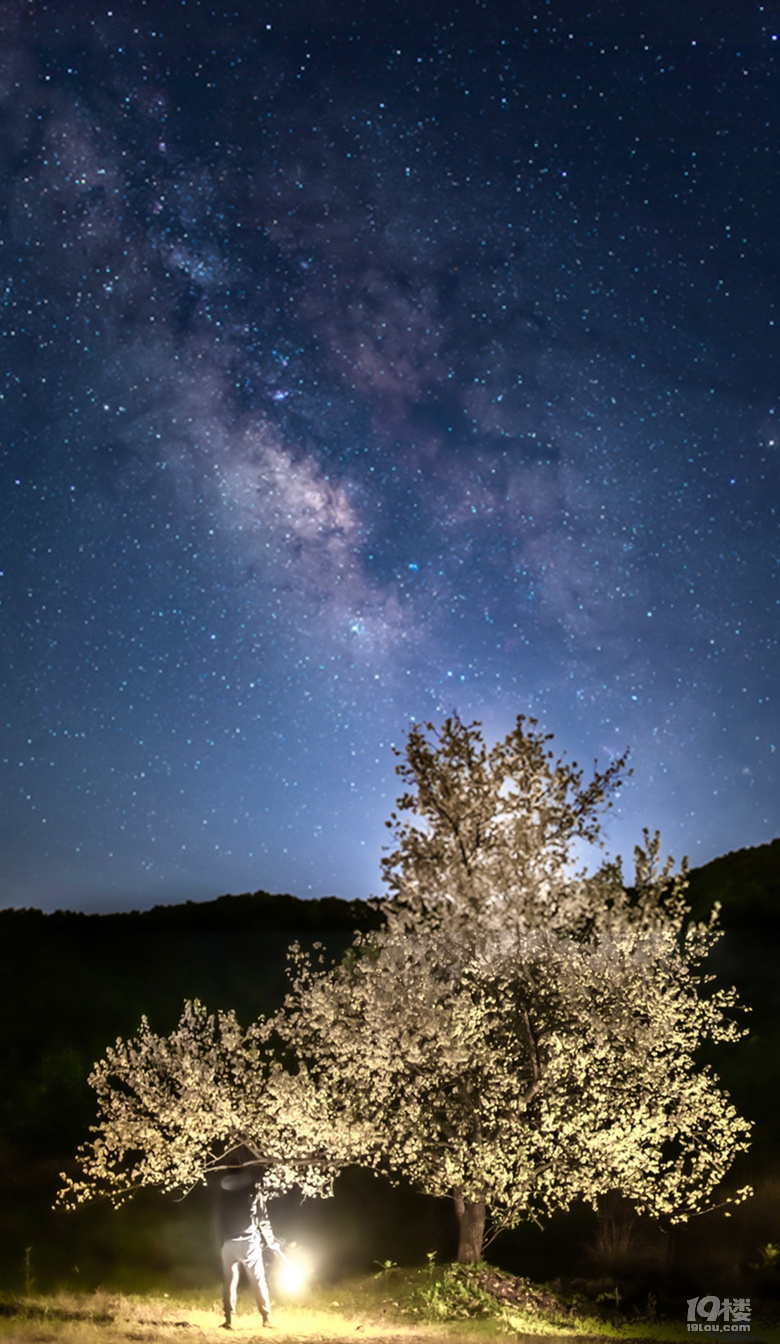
[0,890,380,1155]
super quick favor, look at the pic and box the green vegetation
[2,1265,778,1343]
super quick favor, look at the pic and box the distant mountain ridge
[685,836,780,923]
[3,834,777,926]
[0,886,378,931]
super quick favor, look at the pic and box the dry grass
[0,1279,776,1344]
[0,1289,537,1343]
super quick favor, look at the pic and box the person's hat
[220,1171,254,1191]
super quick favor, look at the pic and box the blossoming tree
[62,714,751,1268]
[276,717,752,1261]
[380,714,628,934]
[58,1000,372,1208]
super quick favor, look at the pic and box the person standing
[219,1174,282,1330]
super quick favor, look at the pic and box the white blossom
[276,720,751,1257]
[58,1001,369,1207]
[61,716,751,1267]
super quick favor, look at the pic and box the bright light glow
[277,1254,308,1294]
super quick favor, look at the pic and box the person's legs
[221,1241,242,1327]
[242,1235,272,1324]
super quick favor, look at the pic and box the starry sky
[2,0,778,914]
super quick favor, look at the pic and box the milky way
[2,0,777,911]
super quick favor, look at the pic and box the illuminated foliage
[58,1001,368,1207]
[62,715,751,1267]
[381,714,628,933]
[277,718,752,1260]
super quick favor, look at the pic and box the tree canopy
[279,846,751,1258]
[62,714,751,1265]
[58,1000,368,1208]
[278,717,751,1258]
[381,715,628,935]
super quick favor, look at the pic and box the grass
[0,1267,777,1344]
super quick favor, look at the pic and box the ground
[0,1274,777,1344]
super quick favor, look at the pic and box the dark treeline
[0,891,380,1156]
[0,840,778,1293]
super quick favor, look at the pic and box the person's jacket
[219,1184,280,1249]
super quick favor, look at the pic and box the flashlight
[278,1256,306,1293]
[274,1241,310,1295]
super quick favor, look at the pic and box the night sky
[2,0,778,914]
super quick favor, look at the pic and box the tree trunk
[453,1193,486,1263]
